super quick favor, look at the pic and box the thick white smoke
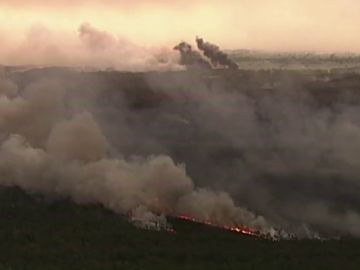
[0,75,274,235]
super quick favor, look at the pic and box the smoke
[46,112,108,162]
[144,70,360,238]
[76,23,160,70]
[0,74,275,236]
[173,37,239,70]
[177,189,267,229]
[196,37,238,69]
[79,23,118,51]
[2,57,360,238]
[0,23,180,71]
[173,42,211,69]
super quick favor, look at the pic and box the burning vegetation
[1,187,358,270]
[128,208,289,240]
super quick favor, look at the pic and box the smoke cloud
[173,37,238,70]
[173,41,211,69]
[0,23,180,71]
[196,37,238,69]
[0,73,275,236]
[145,70,360,238]
[2,56,360,238]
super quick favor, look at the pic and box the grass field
[0,187,359,270]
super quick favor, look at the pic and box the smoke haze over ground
[0,13,360,238]
[1,65,360,238]
[0,70,275,237]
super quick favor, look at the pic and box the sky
[0,0,359,53]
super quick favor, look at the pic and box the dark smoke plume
[196,37,238,70]
[173,42,212,69]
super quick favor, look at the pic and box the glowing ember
[128,211,277,239]
[177,215,260,238]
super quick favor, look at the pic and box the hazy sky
[0,0,359,52]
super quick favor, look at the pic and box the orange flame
[177,214,259,237]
